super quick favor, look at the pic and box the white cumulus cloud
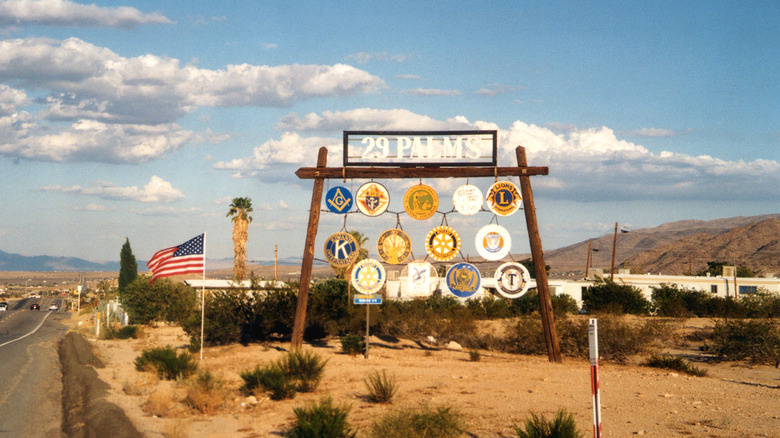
[38,175,185,202]
[0,0,172,28]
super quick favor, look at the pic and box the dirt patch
[86,321,780,438]
[58,332,142,438]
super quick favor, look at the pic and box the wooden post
[516,146,562,363]
[585,240,592,279]
[291,147,328,349]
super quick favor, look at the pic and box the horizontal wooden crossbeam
[295,165,549,179]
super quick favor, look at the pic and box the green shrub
[340,334,365,356]
[508,290,581,316]
[364,370,398,404]
[369,404,467,437]
[288,397,356,438]
[183,370,229,414]
[240,363,297,400]
[120,277,197,325]
[710,319,780,366]
[284,350,328,393]
[643,354,707,377]
[468,349,481,362]
[651,284,712,317]
[582,279,650,315]
[513,410,583,438]
[134,345,197,380]
[102,325,140,340]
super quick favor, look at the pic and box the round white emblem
[475,224,511,261]
[493,262,531,298]
[399,260,438,298]
[355,182,390,216]
[452,184,483,216]
[351,258,387,294]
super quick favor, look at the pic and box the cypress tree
[119,237,138,293]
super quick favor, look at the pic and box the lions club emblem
[425,226,460,262]
[324,186,353,214]
[351,258,386,294]
[475,224,511,261]
[486,181,522,216]
[376,229,412,265]
[323,232,358,269]
[356,182,389,217]
[493,262,531,298]
[403,184,438,220]
[446,262,482,298]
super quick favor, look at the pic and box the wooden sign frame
[291,144,562,363]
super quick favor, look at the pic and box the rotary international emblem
[452,184,483,216]
[493,262,531,298]
[445,262,482,298]
[324,186,353,214]
[351,258,386,294]
[356,182,389,216]
[376,229,412,265]
[403,184,438,220]
[323,232,358,269]
[486,181,522,216]
[425,225,460,262]
[475,224,512,261]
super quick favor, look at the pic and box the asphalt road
[0,297,70,438]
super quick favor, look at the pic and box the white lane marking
[0,311,53,349]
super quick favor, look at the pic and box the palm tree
[227,197,253,281]
[333,230,369,279]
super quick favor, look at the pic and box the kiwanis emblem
[351,258,386,294]
[486,181,522,216]
[493,262,531,298]
[425,226,461,262]
[475,224,512,261]
[376,229,412,265]
[445,262,482,298]
[403,184,438,220]
[325,186,353,214]
[323,232,358,268]
[356,182,389,216]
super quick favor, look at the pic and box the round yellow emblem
[403,184,439,220]
[376,229,412,265]
[425,225,461,262]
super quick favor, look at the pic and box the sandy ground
[85,320,780,438]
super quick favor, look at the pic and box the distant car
[30,303,40,310]
[0,302,8,311]
[48,304,59,311]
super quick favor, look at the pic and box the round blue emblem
[325,186,353,214]
[445,262,482,298]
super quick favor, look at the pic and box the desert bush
[306,278,362,338]
[120,277,197,325]
[364,370,398,404]
[468,349,481,362]
[513,410,584,438]
[240,362,297,400]
[288,396,356,438]
[369,404,467,437]
[283,350,328,393]
[102,325,140,340]
[710,319,780,366]
[466,295,514,318]
[651,284,711,317]
[582,279,650,315]
[643,354,707,377]
[340,334,365,356]
[134,345,197,380]
[182,289,244,349]
[507,290,580,316]
[183,370,229,414]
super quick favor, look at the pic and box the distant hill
[0,249,120,272]
[543,214,780,277]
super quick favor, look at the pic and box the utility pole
[610,222,618,281]
[585,241,592,279]
[274,244,278,282]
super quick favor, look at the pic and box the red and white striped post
[589,318,603,438]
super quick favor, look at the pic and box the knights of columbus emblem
[356,182,389,216]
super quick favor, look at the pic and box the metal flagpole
[200,232,206,361]
[589,318,603,438]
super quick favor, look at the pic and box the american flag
[147,234,205,284]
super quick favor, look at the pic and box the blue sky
[0,0,777,267]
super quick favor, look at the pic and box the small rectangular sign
[588,318,598,365]
[354,294,382,305]
[344,130,497,167]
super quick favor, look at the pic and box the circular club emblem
[324,186,353,214]
[425,226,461,262]
[446,262,482,298]
[403,184,439,220]
[376,229,412,265]
[475,224,512,261]
[486,181,522,216]
[351,258,386,294]
[400,261,437,298]
[452,184,483,216]
[356,182,389,217]
[323,232,358,269]
[493,262,531,298]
